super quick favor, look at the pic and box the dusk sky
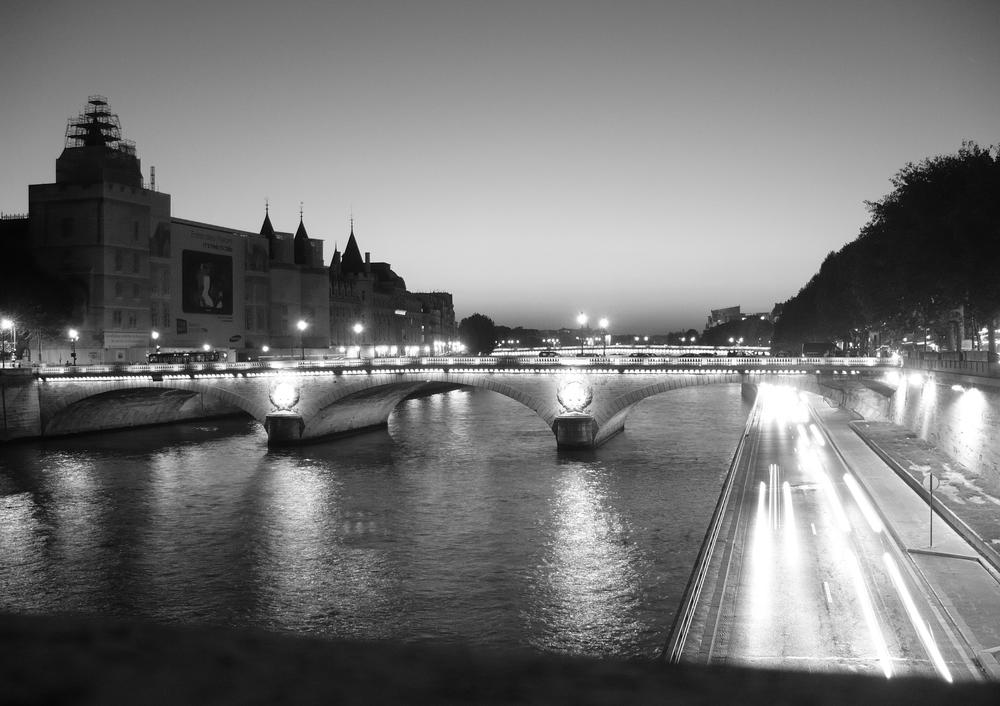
[2,1,998,333]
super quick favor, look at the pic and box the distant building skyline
[2,1,998,332]
[1,96,456,363]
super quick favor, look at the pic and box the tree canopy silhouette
[458,313,497,355]
[773,142,1000,353]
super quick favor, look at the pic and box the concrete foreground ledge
[3,612,998,704]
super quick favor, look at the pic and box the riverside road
[670,385,1000,681]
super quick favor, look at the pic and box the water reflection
[0,386,749,656]
[530,462,644,655]
[251,453,400,639]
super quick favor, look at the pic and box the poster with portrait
[168,222,246,349]
[182,249,233,315]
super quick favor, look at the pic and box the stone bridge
[16,356,896,448]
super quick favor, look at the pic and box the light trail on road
[717,384,966,680]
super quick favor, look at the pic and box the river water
[0,385,749,658]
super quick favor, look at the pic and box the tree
[773,142,1000,355]
[0,228,81,361]
[458,313,497,355]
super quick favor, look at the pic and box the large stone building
[0,96,455,363]
[328,226,456,356]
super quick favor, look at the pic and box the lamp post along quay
[68,328,79,366]
[297,320,308,361]
[353,322,364,358]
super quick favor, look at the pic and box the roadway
[686,385,984,680]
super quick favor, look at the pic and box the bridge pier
[264,412,305,446]
[553,413,597,449]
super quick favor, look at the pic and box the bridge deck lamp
[598,317,609,355]
[577,312,588,354]
[296,320,309,361]
[68,328,79,366]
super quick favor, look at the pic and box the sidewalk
[812,401,1000,680]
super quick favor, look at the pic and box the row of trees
[773,142,1000,355]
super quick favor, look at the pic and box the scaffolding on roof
[64,95,136,156]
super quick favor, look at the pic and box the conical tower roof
[293,215,311,265]
[341,226,365,274]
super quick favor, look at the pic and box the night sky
[2,1,998,333]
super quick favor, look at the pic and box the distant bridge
[19,355,897,447]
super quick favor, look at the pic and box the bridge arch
[41,380,267,437]
[297,372,555,441]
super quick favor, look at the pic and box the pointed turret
[293,214,311,265]
[341,224,365,275]
[260,203,277,259]
[329,243,342,280]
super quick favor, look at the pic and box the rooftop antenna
[150,165,156,191]
[299,201,304,220]
[265,197,269,215]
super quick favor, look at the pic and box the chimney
[365,251,371,274]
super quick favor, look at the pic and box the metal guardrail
[661,391,763,662]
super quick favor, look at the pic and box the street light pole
[0,317,12,367]
[577,312,587,355]
[68,328,78,366]
[599,317,609,356]
[353,322,364,359]
[297,320,308,361]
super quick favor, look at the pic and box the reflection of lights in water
[882,553,953,683]
[537,468,640,654]
[846,549,894,679]
[0,492,54,611]
[257,459,392,636]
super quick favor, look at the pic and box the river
[0,384,749,658]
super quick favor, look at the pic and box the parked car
[539,350,560,358]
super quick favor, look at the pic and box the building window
[127,312,137,329]
[152,309,159,328]
[163,304,171,327]
[114,249,123,271]
[132,252,140,273]
[114,281,123,297]
[112,310,122,328]
[133,283,140,298]
[133,221,140,241]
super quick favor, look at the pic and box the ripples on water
[0,385,749,658]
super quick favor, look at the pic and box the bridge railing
[902,351,997,378]
[30,355,895,377]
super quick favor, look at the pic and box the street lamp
[297,320,308,360]
[352,322,364,358]
[68,328,79,366]
[0,317,12,367]
[598,317,609,356]
[577,312,587,354]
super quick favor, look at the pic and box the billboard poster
[169,222,246,349]
[182,249,233,315]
